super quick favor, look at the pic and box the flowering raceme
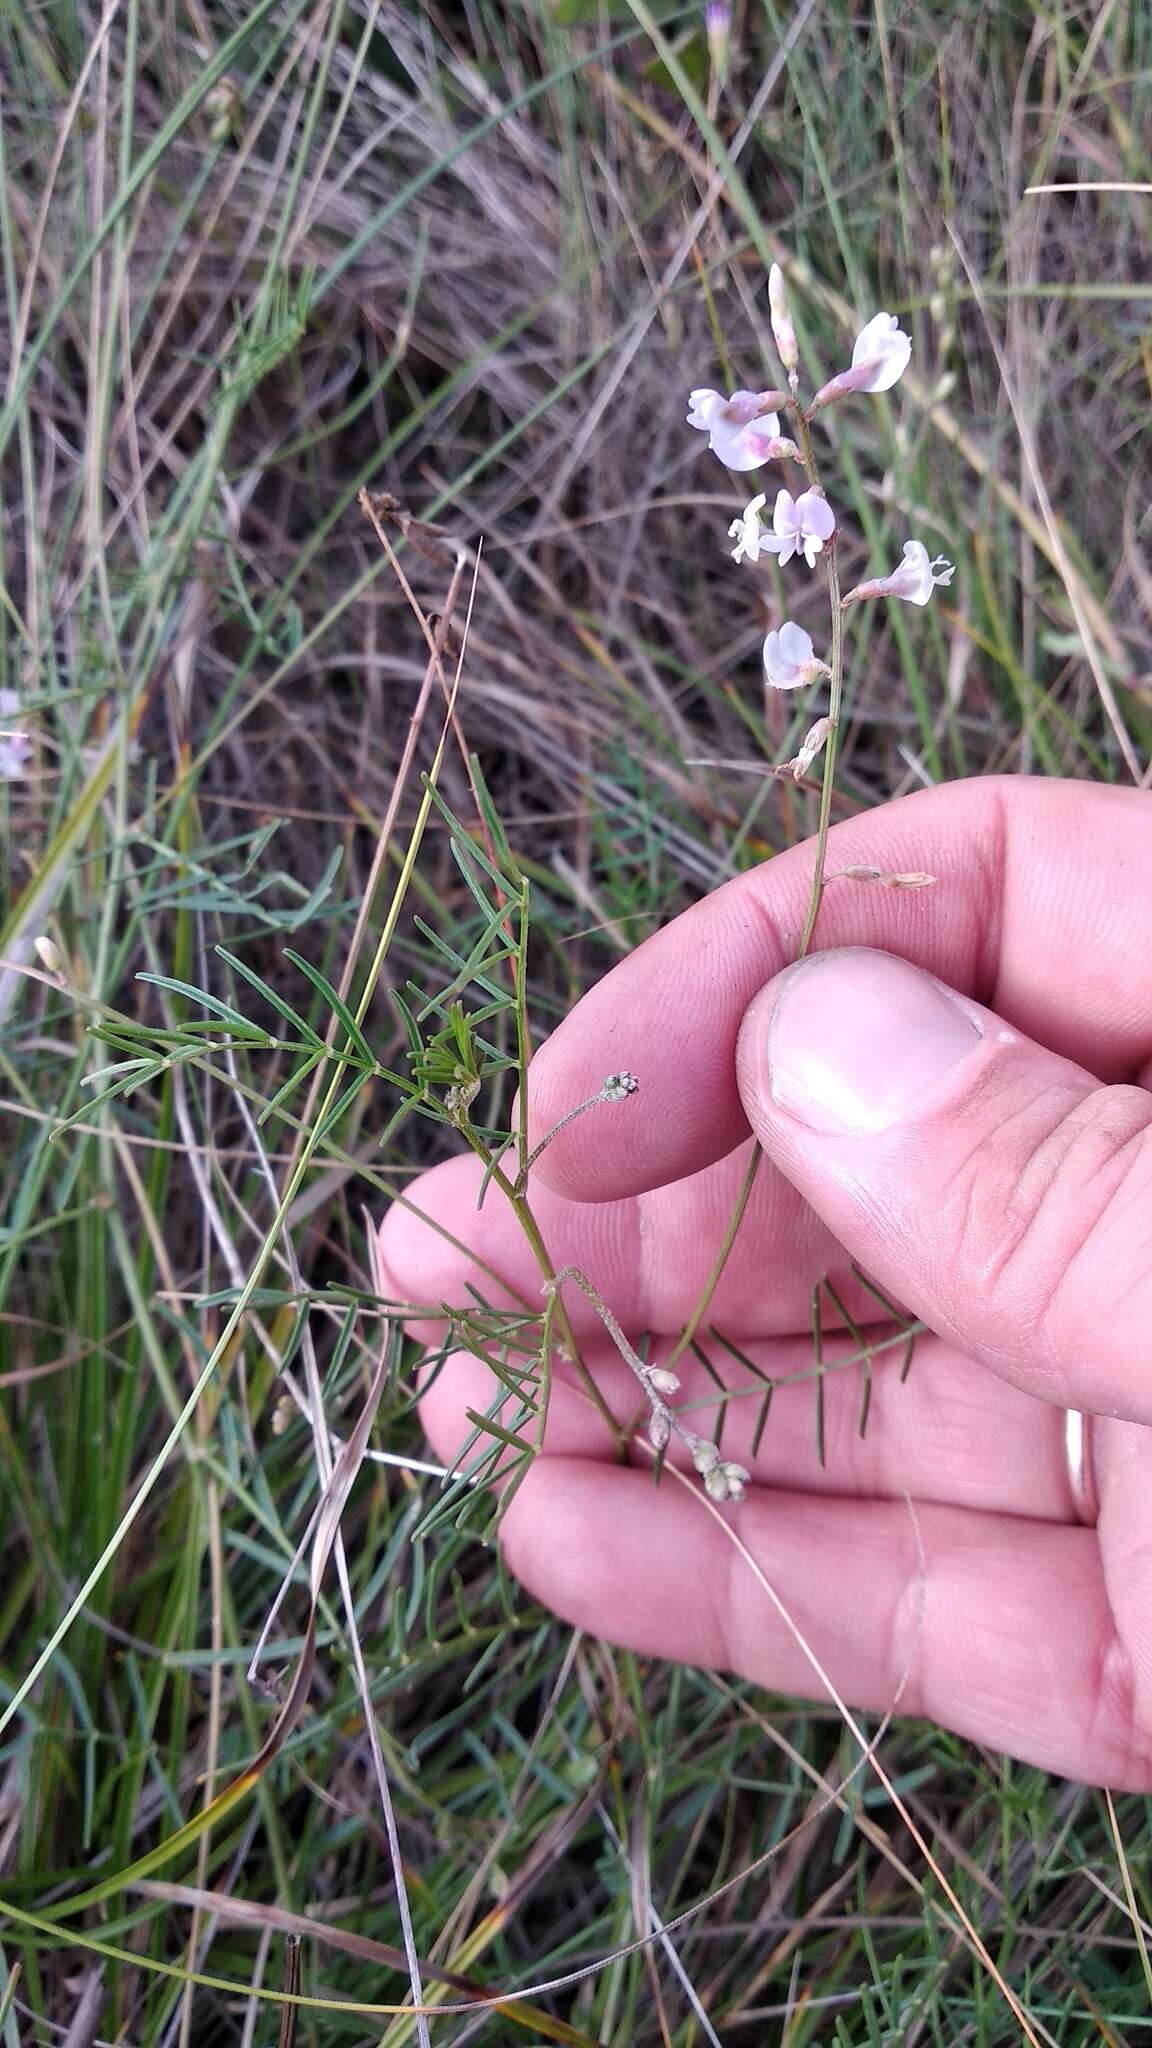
[687,260,956,804]
[557,259,957,1513]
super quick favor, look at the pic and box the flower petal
[797,491,835,539]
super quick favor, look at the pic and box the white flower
[0,689,30,781]
[849,311,912,392]
[758,487,835,569]
[728,493,766,564]
[844,539,956,608]
[763,621,826,691]
[687,387,783,471]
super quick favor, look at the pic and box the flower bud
[705,0,731,81]
[34,935,64,976]
[721,1460,749,1503]
[205,75,243,144]
[648,1411,672,1452]
[691,1440,719,1476]
[768,264,798,374]
[646,1367,681,1396]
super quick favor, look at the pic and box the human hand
[378,776,1152,1788]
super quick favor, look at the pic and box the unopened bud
[759,435,802,464]
[34,935,64,976]
[646,1367,681,1396]
[205,75,243,144]
[691,1440,719,1477]
[705,0,731,81]
[648,1411,672,1452]
[602,1071,639,1102]
[721,1460,749,1502]
[768,263,798,375]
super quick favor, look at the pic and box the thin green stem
[457,1135,624,1451]
[791,399,847,960]
[663,1146,762,1372]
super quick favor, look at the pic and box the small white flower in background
[686,387,784,471]
[705,0,731,78]
[767,263,798,375]
[844,539,956,608]
[757,487,835,569]
[728,493,766,564]
[849,311,912,392]
[763,621,828,691]
[0,689,31,780]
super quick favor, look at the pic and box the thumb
[736,947,1152,1422]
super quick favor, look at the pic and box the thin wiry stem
[664,388,847,1374]
[549,1266,749,1501]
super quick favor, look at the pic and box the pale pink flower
[849,311,912,392]
[687,387,785,471]
[762,621,827,691]
[809,311,912,411]
[843,539,955,608]
[758,487,835,569]
[0,689,30,781]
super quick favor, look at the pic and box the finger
[736,947,1152,1421]
[523,778,1152,1201]
[418,1328,1078,1518]
[495,1459,1149,1787]
[378,1143,867,1341]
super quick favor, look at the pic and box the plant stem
[664,399,847,1365]
[460,1135,625,1451]
[791,400,846,959]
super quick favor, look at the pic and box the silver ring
[1065,1409,1098,1526]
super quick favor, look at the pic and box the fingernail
[766,949,982,1135]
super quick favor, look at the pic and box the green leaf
[216,946,326,1047]
[282,948,376,1066]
